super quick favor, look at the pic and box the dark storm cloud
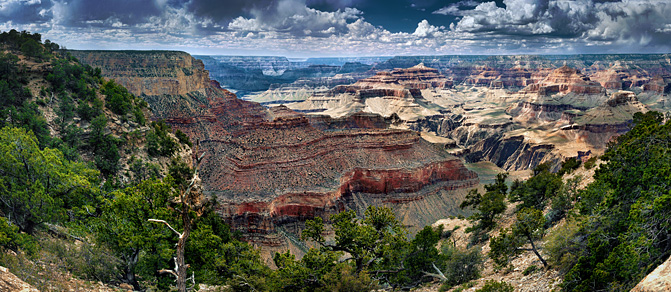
[62,0,163,26]
[0,0,53,24]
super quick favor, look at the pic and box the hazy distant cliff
[70,50,210,96]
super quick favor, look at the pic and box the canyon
[236,55,670,173]
[71,51,478,258]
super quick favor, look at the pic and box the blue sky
[1,0,671,57]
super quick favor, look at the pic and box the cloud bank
[0,0,669,56]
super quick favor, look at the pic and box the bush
[175,129,192,147]
[545,220,583,274]
[439,245,483,287]
[583,156,597,169]
[558,157,581,176]
[319,263,377,292]
[146,121,177,157]
[0,217,38,255]
[476,280,514,292]
[38,234,119,283]
[523,265,539,276]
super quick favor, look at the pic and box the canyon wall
[70,50,210,96]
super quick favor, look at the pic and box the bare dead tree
[149,140,204,292]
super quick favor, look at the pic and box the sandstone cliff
[70,50,210,96]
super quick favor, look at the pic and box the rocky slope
[631,256,671,292]
[75,51,479,250]
[0,266,38,292]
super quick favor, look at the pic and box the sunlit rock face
[74,51,478,247]
[289,64,451,121]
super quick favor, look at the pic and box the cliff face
[75,51,478,244]
[70,50,210,96]
[519,66,606,96]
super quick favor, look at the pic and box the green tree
[561,111,671,292]
[508,164,562,210]
[489,208,547,269]
[0,127,98,234]
[19,38,43,60]
[301,206,409,287]
[460,173,508,241]
[93,178,178,290]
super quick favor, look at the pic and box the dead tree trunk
[150,141,204,292]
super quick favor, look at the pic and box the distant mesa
[289,64,451,121]
[519,66,606,97]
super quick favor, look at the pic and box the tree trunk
[126,250,141,291]
[526,234,548,267]
[176,197,192,292]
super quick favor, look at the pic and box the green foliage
[545,219,583,274]
[272,249,344,292]
[101,80,134,116]
[147,120,178,157]
[37,234,119,283]
[47,59,100,101]
[476,280,514,292]
[126,156,161,184]
[523,265,539,276]
[461,173,508,242]
[561,111,671,292]
[0,217,38,255]
[508,163,562,210]
[168,157,194,188]
[547,177,580,226]
[92,178,179,290]
[186,206,270,287]
[489,208,547,269]
[20,38,44,60]
[299,206,411,288]
[583,156,597,170]
[438,244,483,288]
[0,30,44,50]
[558,157,581,176]
[403,225,443,282]
[175,129,192,147]
[318,263,376,292]
[88,114,121,176]
[0,127,99,234]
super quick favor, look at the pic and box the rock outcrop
[289,64,449,121]
[0,266,38,292]
[631,256,671,292]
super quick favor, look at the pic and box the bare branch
[148,219,181,237]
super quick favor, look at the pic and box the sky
[1,0,671,57]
